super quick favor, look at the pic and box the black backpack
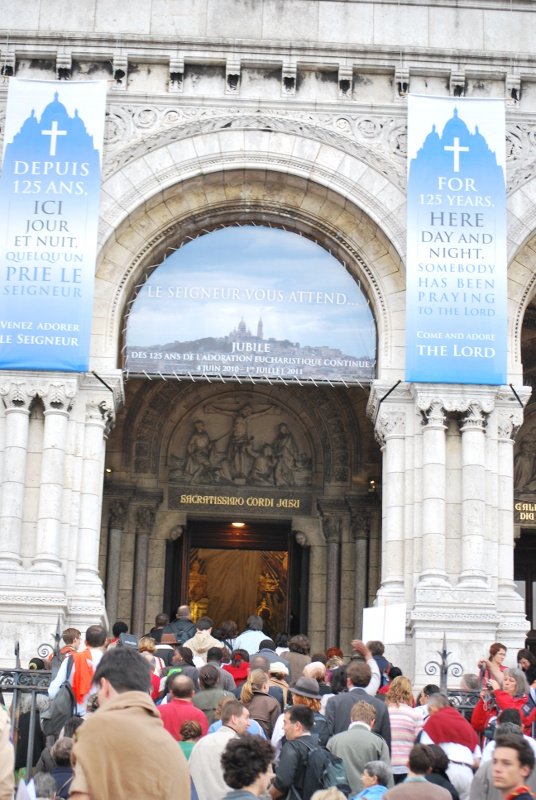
[300,739,351,799]
[40,656,77,736]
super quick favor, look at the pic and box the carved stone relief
[94,101,536,199]
[169,399,312,488]
[514,420,536,494]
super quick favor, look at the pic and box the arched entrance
[99,191,389,649]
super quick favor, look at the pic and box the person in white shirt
[48,624,107,716]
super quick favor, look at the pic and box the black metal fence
[1,665,52,777]
[446,688,481,721]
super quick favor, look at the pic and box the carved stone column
[417,398,448,585]
[323,515,341,648]
[132,506,155,635]
[32,382,76,571]
[76,398,114,584]
[375,409,406,601]
[349,508,370,637]
[497,406,524,596]
[459,402,489,586]
[106,499,129,625]
[0,382,33,568]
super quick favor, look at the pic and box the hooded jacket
[183,629,222,663]
[71,691,190,799]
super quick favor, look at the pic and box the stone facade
[0,0,536,681]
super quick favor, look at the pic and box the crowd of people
[2,611,536,800]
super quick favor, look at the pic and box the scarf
[506,787,535,800]
[71,649,96,704]
[424,705,479,751]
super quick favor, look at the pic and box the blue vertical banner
[406,96,507,384]
[0,78,107,371]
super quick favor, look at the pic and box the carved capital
[498,408,524,441]
[350,511,370,540]
[86,399,115,435]
[418,398,446,429]
[109,499,128,528]
[443,395,494,415]
[0,381,35,410]
[40,380,76,412]
[460,402,487,432]
[322,516,342,544]
[375,410,405,445]
[135,506,155,533]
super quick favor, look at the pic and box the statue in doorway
[189,556,209,622]
[184,419,214,484]
[249,443,276,486]
[515,434,536,491]
[272,422,299,487]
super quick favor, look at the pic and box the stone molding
[102,105,407,184]
[97,103,536,199]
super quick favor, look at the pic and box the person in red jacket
[472,668,532,739]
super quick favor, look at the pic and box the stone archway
[94,167,405,383]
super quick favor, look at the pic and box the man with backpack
[48,625,107,717]
[269,705,350,800]
[270,705,318,799]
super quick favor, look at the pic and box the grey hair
[495,721,523,738]
[504,667,529,698]
[363,760,392,788]
[427,692,450,710]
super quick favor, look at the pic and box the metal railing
[1,622,61,776]
[0,666,51,775]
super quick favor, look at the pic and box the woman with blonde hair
[385,675,423,784]
[240,668,280,738]
[303,661,331,696]
[138,635,165,675]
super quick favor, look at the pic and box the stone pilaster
[348,505,370,637]
[132,506,155,635]
[106,499,129,625]
[495,398,530,647]
[76,398,113,585]
[374,408,406,602]
[318,500,345,648]
[0,381,33,568]
[458,401,490,587]
[416,396,449,586]
[32,381,76,572]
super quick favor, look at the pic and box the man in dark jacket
[162,605,197,645]
[325,660,391,750]
[269,705,319,800]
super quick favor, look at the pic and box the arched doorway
[101,217,383,648]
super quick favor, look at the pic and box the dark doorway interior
[514,530,536,650]
[164,518,308,639]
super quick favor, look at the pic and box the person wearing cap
[269,662,290,708]
[327,701,392,796]
[155,632,179,667]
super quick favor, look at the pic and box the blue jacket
[353,784,389,799]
